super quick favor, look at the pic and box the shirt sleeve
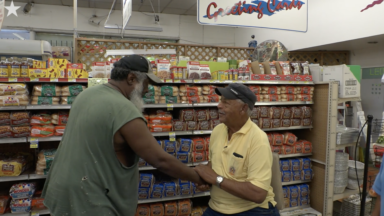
[113,105,146,135]
[246,134,273,191]
[373,162,384,196]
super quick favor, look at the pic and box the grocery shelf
[151,131,193,137]
[32,209,51,215]
[139,162,208,171]
[25,78,89,83]
[193,161,208,166]
[279,153,312,158]
[0,137,27,144]
[280,205,310,212]
[138,192,210,204]
[192,80,314,85]
[147,101,314,108]
[0,174,29,182]
[263,126,313,132]
[28,137,62,142]
[338,97,361,103]
[29,173,47,180]
[26,105,71,110]
[143,104,192,108]
[0,106,26,110]
[193,130,213,135]
[192,103,219,107]
[281,180,311,186]
[2,213,29,216]
[335,143,356,150]
[333,189,359,201]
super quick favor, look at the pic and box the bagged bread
[280,94,296,101]
[278,61,291,75]
[31,96,60,105]
[181,96,203,104]
[51,112,69,125]
[293,142,303,153]
[283,133,297,145]
[302,118,312,126]
[281,86,296,94]
[0,126,12,138]
[150,203,164,216]
[149,111,172,124]
[61,85,86,96]
[263,95,281,102]
[282,145,293,155]
[179,86,202,97]
[301,106,312,118]
[299,86,314,94]
[164,201,178,216]
[259,118,271,129]
[271,145,282,154]
[271,119,281,128]
[291,119,302,127]
[0,83,28,95]
[281,119,291,127]
[281,107,291,119]
[31,113,52,125]
[160,86,179,96]
[0,95,29,106]
[60,96,76,105]
[191,207,203,216]
[259,107,269,118]
[209,109,219,120]
[159,96,180,104]
[192,137,206,152]
[198,121,210,130]
[173,120,186,131]
[54,126,65,136]
[0,152,32,177]
[291,107,303,119]
[296,94,312,102]
[143,96,160,104]
[0,112,10,125]
[203,95,220,103]
[31,125,55,137]
[249,85,261,95]
[266,133,273,145]
[195,109,209,121]
[250,107,259,119]
[290,62,302,75]
[255,94,263,102]
[12,126,31,138]
[192,152,206,162]
[36,149,56,175]
[178,199,192,216]
[186,121,198,131]
[301,140,312,153]
[33,84,62,96]
[261,86,280,95]
[136,204,150,216]
[149,123,172,132]
[272,133,283,146]
[202,85,218,95]
[10,112,29,126]
[145,85,161,97]
[269,107,282,119]
[180,109,196,121]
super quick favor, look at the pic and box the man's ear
[126,73,136,86]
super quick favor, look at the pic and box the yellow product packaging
[20,58,29,78]
[58,69,67,78]
[57,59,68,69]
[211,71,218,80]
[218,70,228,80]
[9,57,21,78]
[29,69,47,78]
[47,68,59,78]
[0,152,33,177]
[47,58,57,68]
[80,70,89,78]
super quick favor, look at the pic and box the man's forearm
[220,178,267,204]
[372,195,381,216]
[155,155,201,184]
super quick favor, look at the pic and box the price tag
[8,78,17,82]
[68,78,77,82]
[88,78,108,88]
[31,212,40,216]
[50,78,58,82]
[165,79,173,83]
[170,137,176,142]
[169,132,176,141]
[174,80,181,83]
[306,101,311,104]
[167,104,173,111]
[30,78,39,82]
[30,138,39,149]
[304,81,309,84]
[210,80,215,83]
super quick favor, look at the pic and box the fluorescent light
[12,33,25,40]
[106,49,176,56]
[104,24,163,32]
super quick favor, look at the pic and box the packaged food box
[178,180,192,196]
[163,182,177,197]
[298,184,310,198]
[176,152,190,164]
[150,183,164,199]
[288,185,299,199]
[192,137,205,152]
[28,69,47,78]
[299,158,311,170]
[291,170,301,181]
[138,188,150,200]
[279,159,290,171]
[281,171,291,182]
[9,182,36,199]
[302,169,313,181]
[290,159,301,171]
[136,204,150,216]
[164,140,177,154]
[150,203,164,216]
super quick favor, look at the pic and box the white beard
[129,82,144,112]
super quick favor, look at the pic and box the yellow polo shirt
[209,118,276,214]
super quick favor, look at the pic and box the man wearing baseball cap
[42,55,205,216]
[194,83,279,216]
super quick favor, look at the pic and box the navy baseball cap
[215,83,256,109]
[117,55,161,83]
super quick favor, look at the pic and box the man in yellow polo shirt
[194,83,279,216]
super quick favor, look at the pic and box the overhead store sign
[122,0,132,31]
[197,0,308,32]
[0,0,4,30]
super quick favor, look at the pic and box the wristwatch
[216,176,224,188]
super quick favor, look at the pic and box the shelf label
[50,78,58,82]
[30,138,39,149]
[165,79,173,83]
[88,78,108,88]
[306,101,311,104]
[30,78,39,82]
[167,104,173,111]
[68,78,76,82]
[31,212,40,216]
[174,80,181,83]
[169,132,176,141]
[8,78,17,82]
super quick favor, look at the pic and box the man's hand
[194,164,218,185]
[195,183,211,191]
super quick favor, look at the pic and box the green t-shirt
[42,84,145,216]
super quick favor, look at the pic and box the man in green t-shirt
[42,55,205,216]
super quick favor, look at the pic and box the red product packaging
[192,152,206,162]
[267,86,278,94]
[185,87,202,97]
[291,107,303,119]
[250,107,259,119]
[198,121,210,130]
[302,118,312,126]
[205,95,220,103]
[267,95,280,102]
[192,137,206,152]
[271,119,281,128]
[281,119,291,127]
[297,94,312,102]
[281,107,292,119]
[52,112,68,125]
[202,85,218,95]
[0,112,10,125]
[209,109,219,120]
[269,107,282,119]
[195,109,209,121]
[291,119,302,127]
[282,145,294,155]
[301,140,312,153]
[186,121,198,130]
[187,96,201,104]
[0,126,12,138]
[206,151,209,161]
[259,118,272,129]
[300,86,313,94]
[249,85,261,95]
[284,133,298,145]
[259,107,269,118]
[211,119,221,129]
[255,95,262,102]
[54,126,65,136]
[172,120,186,131]
[31,197,46,210]
[301,106,312,118]
[12,126,31,138]
[284,86,296,94]
[272,133,284,146]
[204,137,210,149]
[267,133,273,145]
[293,142,303,153]
[271,145,282,154]
[180,109,196,121]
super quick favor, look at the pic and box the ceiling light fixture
[368,41,378,44]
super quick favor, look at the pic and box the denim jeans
[202,203,280,216]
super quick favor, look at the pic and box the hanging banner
[197,0,308,32]
[0,0,4,30]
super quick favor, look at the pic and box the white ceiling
[298,34,384,51]
[13,0,197,15]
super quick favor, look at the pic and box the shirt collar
[225,118,253,135]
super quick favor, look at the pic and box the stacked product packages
[138,136,210,167]
[251,106,313,129]
[138,174,208,200]
[30,112,68,137]
[334,152,349,194]
[0,152,33,177]
[32,84,86,105]
[283,184,310,208]
[248,85,314,102]
[280,157,313,183]
[0,112,31,138]
[0,83,29,106]
[135,199,207,216]
[143,85,220,104]
[268,132,312,155]
[9,182,36,213]
[35,149,57,175]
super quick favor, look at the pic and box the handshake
[192,164,217,191]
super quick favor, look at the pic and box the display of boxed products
[323,64,360,98]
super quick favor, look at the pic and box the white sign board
[197,0,308,32]
[122,0,132,31]
[0,0,4,30]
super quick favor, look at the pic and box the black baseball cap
[117,55,162,83]
[215,83,256,109]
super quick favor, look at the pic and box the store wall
[234,0,384,51]
[2,1,236,46]
[351,46,384,68]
